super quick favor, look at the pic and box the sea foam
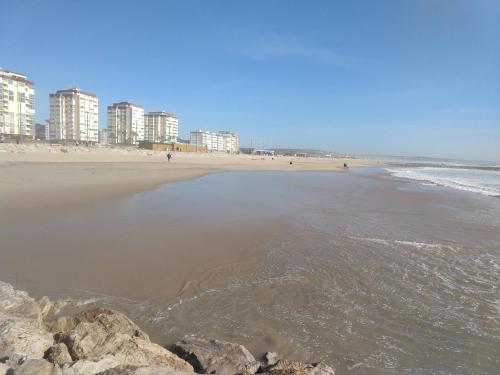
[385,166,500,197]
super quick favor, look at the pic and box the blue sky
[1,0,499,161]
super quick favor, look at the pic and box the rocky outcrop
[172,337,258,375]
[260,361,335,375]
[0,281,335,375]
[96,365,199,375]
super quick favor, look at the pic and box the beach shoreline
[0,143,378,217]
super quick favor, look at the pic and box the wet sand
[0,143,374,217]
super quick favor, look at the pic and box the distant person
[344,163,348,168]
[290,161,293,165]
[167,152,172,162]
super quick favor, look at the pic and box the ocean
[382,158,500,197]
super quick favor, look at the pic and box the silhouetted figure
[290,161,293,165]
[167,153,172,162]
[344,163,348,168]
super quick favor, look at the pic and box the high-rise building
[190,130,240,153]
[98,128,111,145]
[144,111,178,143]
[35,121,49,140]
[107,102,144,144]
[0,68,35,138]
[49,88,98,142]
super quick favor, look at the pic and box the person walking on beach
[167,152,172,162]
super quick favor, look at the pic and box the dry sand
[0,143,377,217]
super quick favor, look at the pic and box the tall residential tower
[144,111,178,143]
[107,102,144,144]
[0,68,35,138]
[49,88,98,142]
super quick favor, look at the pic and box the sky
[1,0,499,161]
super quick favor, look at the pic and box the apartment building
[190,130,240,153]
[144,111,178,143]
[49,88,98,142]
[35,121,49,140]
[0,68,35,138]
[107,102,144,144]
[98,128,111,145]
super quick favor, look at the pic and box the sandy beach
[0,142,376,302]
[0,143,375,217]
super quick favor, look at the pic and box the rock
[14,358,58,375]
[97,365,198,375]
[61,355,122,375]
[261,360,335,375]
[0,314,54,361]
[172,337,256,375]
[0,363,10,375]
[44,343,72,365]
[0,281,42,321]
[37,297,53,319]
[47,307,148,340]
[262,352,279,368]
[54,308,192,371]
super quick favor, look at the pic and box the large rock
[0,313,54,361]
[262,360,335,375]
[261,352,279,369]
[60,355,122,375]
[0,281,44,323]
[47,307,148,340]
[14,358,59,375]
[97,365,198,375]
[172,337,257,375]
[44,343,72,365]
[0,363,10,375]
[54,308,193,371]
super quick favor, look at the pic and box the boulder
[44,343,72,365]
[54,308,193,371]
[261,352,279,368]
[14,358,59,375]
[261,360,335,375]
[172,337,257,375]
[0,281,42,321]
[0,314,54,361]
[97,364,198,375]
[47,307,148,340]
[0,363,10,375]
[60,355,122,375]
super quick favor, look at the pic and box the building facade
[98,128,111,145]
[190,130,240,153]
[49,88,98,142]
[0,68,35,138]
[144,111,178,143]
[107,102,144,144]
[35,121,49,140]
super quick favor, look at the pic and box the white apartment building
[144,111,179,143]
[49,88,98,142]
[107,102,144,144]
[0,68,35,138]
[190,130,240,153]
[98,128,111,145]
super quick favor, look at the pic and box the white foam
[385,167,500,197]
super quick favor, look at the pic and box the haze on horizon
[1,0,499,162]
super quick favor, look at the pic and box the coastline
[0,143,377,217]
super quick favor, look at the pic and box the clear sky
[1,0,499,161]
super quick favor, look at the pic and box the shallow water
[2,170,500,374]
